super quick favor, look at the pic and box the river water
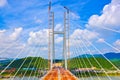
[0,76,120,80]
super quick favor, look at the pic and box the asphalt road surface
[42,67,78,80]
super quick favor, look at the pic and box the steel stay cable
[68,24,111,80]
[70,39,87,80]
[80,40,102,80]
[20,46,40,80]
[24,46,46,80]
[31,58,42,79]
[8,46,34,78]
[35,53,47,78]
[68,39,84,79]
[71,50,85,80]
[70,18,120,53]
[82,35,120,71]
[70,18,120,34]
[104,41,120,52]
[74,44,94,78]
[27,46,43,80]
[0,35,27,55]
[71,29,103,80]
[66,27,86,79]
[34,45,53,79]
[70,20,120,72]
[72,38,94,80]
[35,57,44,78]
[80,34,112,80]
[72,47,88,80]
[31,35,50,79]
[80,38,112,80]
[96,26,120,34]
[97,37,120,52]
[68,23,112,79]
[83,38,119,80]
[38,61,52,79]
[94,37,120,71]
[36,57,46,79]
[0,44,27,75]
[69,28,95,79]
[10,36,47,79]
[10,46,37,80]
[34,60,43,77]
[73,41,95,80]
[74,37,102,80]
[70,19,120,71]
[32,47,48,79]
[40,69,54,80]
[80,47,101,80]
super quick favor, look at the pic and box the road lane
[42,67,78,80]
[43,68,58,80]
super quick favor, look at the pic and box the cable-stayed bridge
[0,1,120,80]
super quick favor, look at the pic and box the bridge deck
[42,68,78,80]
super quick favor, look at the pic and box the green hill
[111,59,120,69]
[2,57,120,70]
[68,57,118,70]
[8,57,48,69]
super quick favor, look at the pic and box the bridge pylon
[48,1,70,70]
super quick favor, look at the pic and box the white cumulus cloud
[70,29,99,40]
[0,0,7,7]
[0,27,25,58]
[34,16,42,24]
[70,29,99,47]
[54,24,63,31]
[9,27,23,40]
[70,12,80,20]
[97,38,105,43]
[28,29,48,46]
[87,0,120,31]
[113,39,120,50]
[114,39,120,47]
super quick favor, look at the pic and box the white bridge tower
[48,2,70,70]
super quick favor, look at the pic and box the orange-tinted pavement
[42,67,78,80]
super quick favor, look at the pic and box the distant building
[22,68,36,71]
[0,67,16,73]
[53,63,62,67]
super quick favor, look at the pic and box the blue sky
[0,0,120,59]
